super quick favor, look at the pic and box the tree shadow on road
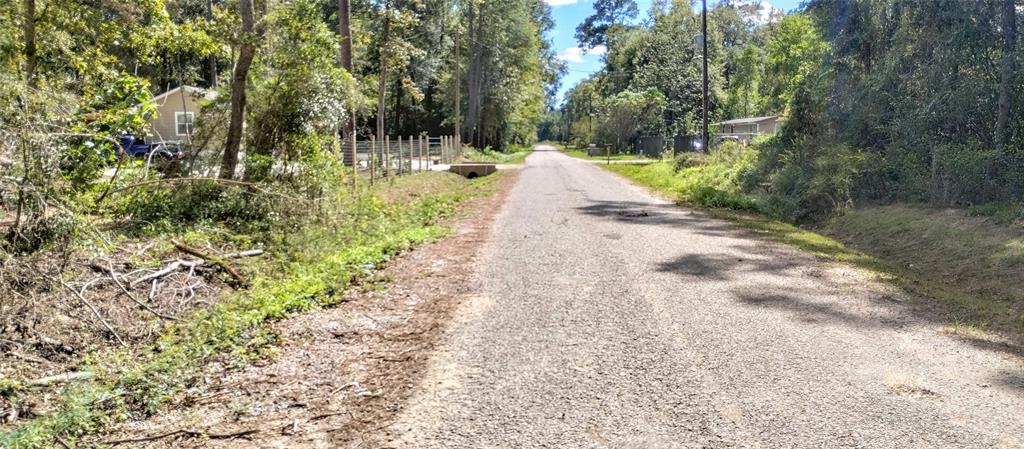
[734,291,893,330]
[576,199,1024,359]
[574,199,741,237]
[654,253,798,282]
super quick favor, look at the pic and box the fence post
[370,135,376,185]
[419,135,425,172]
[444,136,449,164]
[408,135,414,174]
[385,135,391,177]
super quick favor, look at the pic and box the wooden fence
[340,135,462,184]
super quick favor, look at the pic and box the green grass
[966,201,1024,225]
[461,146,531,164]
[561,147,653,161]
[0,171,502,449]
[829,206,1024,329]
[604,161,1024,340]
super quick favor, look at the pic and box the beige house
[145,86,217,143]
[714,115,780,142]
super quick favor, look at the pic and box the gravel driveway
[380,146,1024,448]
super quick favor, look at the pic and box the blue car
[118,135,152,158]
[117,136,186,161]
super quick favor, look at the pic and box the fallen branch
[52,276,127,347]
[129,260,200,288]
[27,371,94,387]
[10,350,54,366]
[222,249,264,259]
[171,240,247,287]
[107,262,178,321]
[102,428,257,445]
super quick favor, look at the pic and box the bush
[673,152,706,171]
[115,181,284,235]
[1,209,80,255]
[966,201,1024,225]
[932,145,1001,206]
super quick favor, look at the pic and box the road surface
[383,146,1024,448]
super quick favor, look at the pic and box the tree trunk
[338,0,353,70]
[338,0,355,141]
[392,77,403,133]
[376,10,390,145]
[22,0,36,86]
[465,2,484,147]
[454,25,461,142]
[220,0,259,180]
[206,0,217,87]
[996,0,1016,149]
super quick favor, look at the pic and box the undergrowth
[0,169,499,448]
[461,146,531,164]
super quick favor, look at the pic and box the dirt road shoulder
[99,170,519,448]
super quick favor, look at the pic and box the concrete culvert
[449,163,496,178]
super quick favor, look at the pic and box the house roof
[148,85,218,105]
[714,115,778,126]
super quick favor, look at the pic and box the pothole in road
[617,209,650,218]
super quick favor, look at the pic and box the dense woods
[559,0,1024,221]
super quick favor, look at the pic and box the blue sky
[546,0,803,103]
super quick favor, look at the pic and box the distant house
[143,86,217,143]
[714,115,780,142]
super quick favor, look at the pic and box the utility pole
[701,0,709,152]
[588,92,593,143]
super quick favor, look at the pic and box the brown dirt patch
[98,171,518,448]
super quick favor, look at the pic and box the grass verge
[0,171,503,449]
[605,162,1024,339]
[461,146,531,164]
[561,148,652,162]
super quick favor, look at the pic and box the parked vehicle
[117,136,186,161]
[118,135,152,158]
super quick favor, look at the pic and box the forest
[557,0,1023,222]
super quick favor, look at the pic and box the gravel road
[382,146,1024,448]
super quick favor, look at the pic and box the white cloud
[557,46,606,63]
[544,0,578,6]
[558,47,584,62]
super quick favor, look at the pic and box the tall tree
[220,0,264,179]
[21,0,36,85]
[575,0,638,49]
[376,2,391,143]
[996,0,1017,149]
[338,0,355,141]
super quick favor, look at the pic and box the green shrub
[1,209,81,255]
[804,144,863,218]
[967,201,1024,225]
[673,152,706,171]
[115,181,284,235]
[933,145,1001,205]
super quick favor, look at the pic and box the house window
[175,112,194,136]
